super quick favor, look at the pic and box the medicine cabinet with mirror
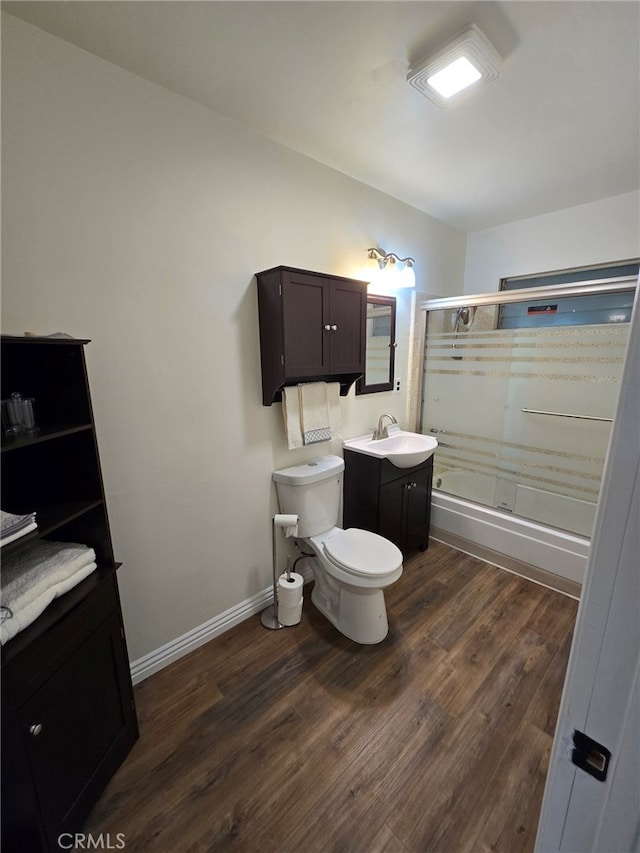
[356,294,396,395]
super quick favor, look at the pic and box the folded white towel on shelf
[0,540,97,645]
[1,510,37,547]
[1,521,38,547]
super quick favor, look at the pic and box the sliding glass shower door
[421,280,636,538]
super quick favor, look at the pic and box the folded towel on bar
[1,510,37,547]
[282,382,342,449]
[299,382,332,445]
[282,386,303,449]
[1,540,97,645]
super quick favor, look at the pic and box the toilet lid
[324,528,402,577]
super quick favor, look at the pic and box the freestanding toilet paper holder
[261,514,298,630]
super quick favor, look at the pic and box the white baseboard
[130,563,314,685]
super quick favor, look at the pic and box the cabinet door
[328,279,366,374]
[404,466,432,553]
[378,476,408,551]
[18,611,135,848]
[281,271,330,376]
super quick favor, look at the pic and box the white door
[535,290,640,852]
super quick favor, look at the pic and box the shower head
[451,306,472,359]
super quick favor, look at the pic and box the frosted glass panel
[422,299,631,537]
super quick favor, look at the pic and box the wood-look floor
[86,541,578,853]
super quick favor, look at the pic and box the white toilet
[273,455,403,644]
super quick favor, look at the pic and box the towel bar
[521,408,612,423]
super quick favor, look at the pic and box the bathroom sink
[343,429,438,468]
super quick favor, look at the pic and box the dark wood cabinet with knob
[1,336,138,852]
[343,449,434,554]
[256,266,367,405]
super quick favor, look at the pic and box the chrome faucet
[372,413,398,441]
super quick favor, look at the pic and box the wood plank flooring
[86,541,578,852]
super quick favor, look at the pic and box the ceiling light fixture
[407,25,502,108]
[367,248,416,290]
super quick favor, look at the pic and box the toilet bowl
[273,455,403,644]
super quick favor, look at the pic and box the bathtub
[430,468,592,592]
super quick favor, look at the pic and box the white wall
[1,14,467,661]
[464,192,640,293]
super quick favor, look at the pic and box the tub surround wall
[1,14,467,664]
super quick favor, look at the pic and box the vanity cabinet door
[403,465,433,553]
[378,476,409,550]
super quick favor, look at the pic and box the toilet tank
[272,455,344,538]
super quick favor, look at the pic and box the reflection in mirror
[356,294,396,394]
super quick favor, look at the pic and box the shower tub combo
[420,273,637,596]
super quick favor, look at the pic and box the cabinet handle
[331,324,338,331]
[29,723,43,737]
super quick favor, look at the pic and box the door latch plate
[571,729,610,781]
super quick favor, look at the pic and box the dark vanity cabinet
[256,266,367,404]
[1,336,138,853]
[343,449,434,554]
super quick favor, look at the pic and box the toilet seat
[323,528,402,578]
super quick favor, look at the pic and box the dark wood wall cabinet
[343,449,433,555]
[256,266,367,405]
[1,336,138,853]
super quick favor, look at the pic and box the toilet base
[311,583,389,645]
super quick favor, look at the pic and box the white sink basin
[343,429,438,468]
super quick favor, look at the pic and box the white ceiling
[4,1,639,232]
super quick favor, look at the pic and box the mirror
[356,294,396,394]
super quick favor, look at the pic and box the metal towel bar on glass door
[521,408,613,423]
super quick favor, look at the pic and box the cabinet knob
[331,324,338,331]
[29,723,43,737]
[324,324,331,331]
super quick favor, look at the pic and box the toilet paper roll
[278,601,303,626]
[274,514,299,538]
[278,572,304,625]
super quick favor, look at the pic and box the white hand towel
[282,386,303,450]
[299,382,332,445]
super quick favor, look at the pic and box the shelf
[1,563,121,667]
[1,424,93,453]
[1,334,137,853]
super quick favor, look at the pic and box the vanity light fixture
[407,25,502,108]
[367,248,416,289]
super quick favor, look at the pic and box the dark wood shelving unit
[1,335,138,853]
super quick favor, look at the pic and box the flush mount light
[407,25,502,108]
